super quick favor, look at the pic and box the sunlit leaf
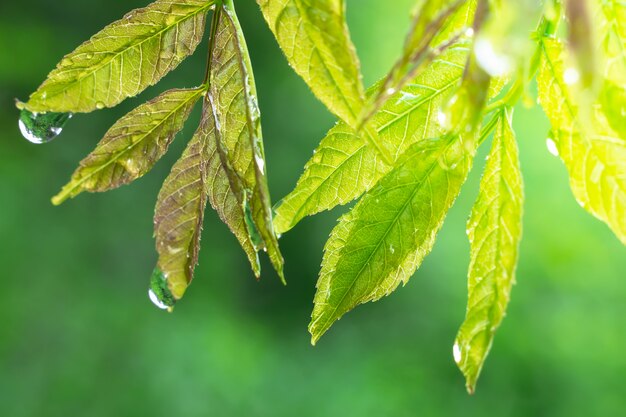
[256,0,365,127]
[52,87,205,205]
[538,38,626,244]
[273,45,472,234]
[207,0,283,280]
[309,133,475,343]
[454,107,524,393]
[153,114,211,301]
[21,0,214,113]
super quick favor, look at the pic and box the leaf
[21,0,214,114]
[273,44,472,234]
[309,133,475,343]
[256,0,365,127]
[538,38,626,244]
[207,0,283,280]
[454,107,524,393]
[52,87,204,205]
[359,0,470,126]
[153,113,211,301]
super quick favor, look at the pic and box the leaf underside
[154,114,211,299]
[205,0,283,280]
[53,87,204,205]
[23,0,214,114]
[454,108,524,393]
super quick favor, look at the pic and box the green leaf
[309,133,475,343]
[273,44,472,234]
[256,0,365,127]
[153,114,211,301]
[52,87,204,205]
[538,38,626,244]
[454,107,524,394]
[207,0,283,280]
[21,0,214,114]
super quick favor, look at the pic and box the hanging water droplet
[148,267,175,312]
[563,67,580,85]
[546,137,559,157]
[18,109,72,144]
[95,101,105,110]
[453,342,462,364]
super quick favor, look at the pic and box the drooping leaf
[256,0,365,127]
[273,45,472,234]
[207,0,283,280]
[309,133,476,343]
[52,87,204,205]
[454,107,524,394]
[153,114,211,301]
[538,38,626,244]
[21,0,214,114]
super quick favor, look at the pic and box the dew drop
[453,342,462,364]
[85,52,94,60]
[389,245,395,254]
[563,67,580,85]
[148,267,175,312]
[95,101,105,110]
[546,138,559,157]
[59,57,73,68]
[18,109,72,144]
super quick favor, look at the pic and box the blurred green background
[1,1,626,416]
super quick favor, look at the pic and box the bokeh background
[2,1,626,416]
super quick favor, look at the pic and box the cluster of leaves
[17,0,626,392]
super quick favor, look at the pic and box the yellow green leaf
[538,38,626,244]
[256,0,365,127]
[22,0,214,113]
[52,87,205,205]
[454,107,524,393]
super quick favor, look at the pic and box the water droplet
[474,37,512,76]
[546,138,559,157]
[563,67,580,85]
[464,28,475,38]
[95,101,105,110]
[389,245,395,254]
[386,87,397,96]
[148,267,175,312]
[85,52,94,60]
[18,109,72,144]
[453,342,462,364]
[255,154,265,174]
